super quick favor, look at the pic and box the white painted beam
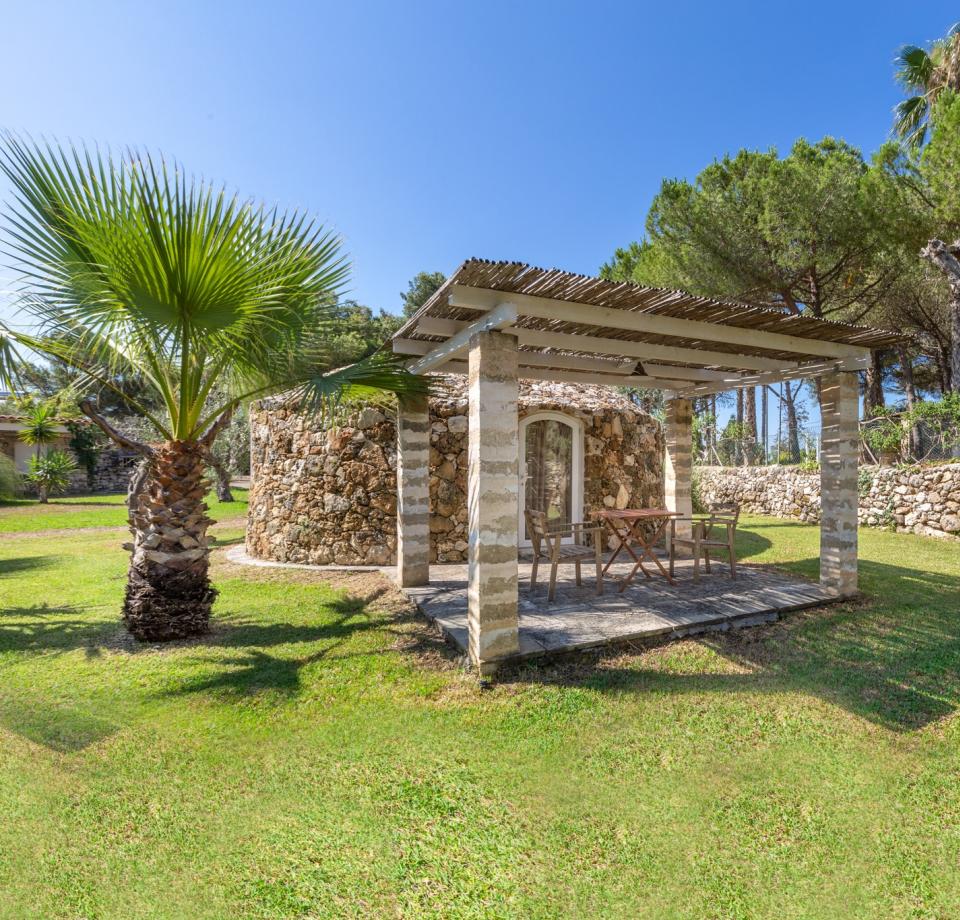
[640,363,731,382]
[397,338,637,374]
[674,354,870,398]
[433,360,681,393]
[406,303,518,375]
[448,284,870,361]
[401,326,790,372]
[505,327,792,372]
[393,338,434,356]
[414,316,464,337]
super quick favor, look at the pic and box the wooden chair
[668,503,740,581]
[525,509,604,602]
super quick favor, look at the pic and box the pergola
[390,259,903,674]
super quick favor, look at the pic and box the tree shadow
[209,533,245,548]
[50,499,126,507]
[0,604,124,751]
[731,527,774,561]
[0,556,54,577]
[503,557,960,733]
[0,604,120,650]
[161,586,453,700]
[0,697,119,752]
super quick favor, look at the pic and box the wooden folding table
[594,508,683,591]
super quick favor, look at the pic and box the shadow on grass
[0,604,119,649]
[506,555,960,733]
[164,587,451,699]
[0,698,119,752]
[0,556,55,577]
[209,534,245,548]
[49,499,126,507]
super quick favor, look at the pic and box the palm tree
[894,23,960,147]
[0,136,426,641]
[17,402,60,459]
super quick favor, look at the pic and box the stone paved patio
[401,556,838,662]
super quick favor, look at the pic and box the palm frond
[283,352,430,424]
[0,134,372,441]
[0,325,25,392]
[893,95,930,146]
[895,45,934,91]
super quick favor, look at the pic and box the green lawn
[2,503,960,919]
[0,489,248,532]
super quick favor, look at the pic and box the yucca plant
[0,136,426,641]
[26,449,77,503]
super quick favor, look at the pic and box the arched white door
[519,412,584,545]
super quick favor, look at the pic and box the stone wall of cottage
[246,377,663,566]
[697,463,960,539]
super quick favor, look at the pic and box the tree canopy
[604,138,892,324]
[401,271,446,318]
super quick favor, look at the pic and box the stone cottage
[246,376,663,566]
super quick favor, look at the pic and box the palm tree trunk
[125,440,216,640]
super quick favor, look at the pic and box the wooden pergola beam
[396,338,636,375]
[674,353,870,398]
[448,284,870,361]
[434,360,681,392]
[399,328,794,374]
[507,328,793,372]
[405,303,517,374]
[639,363,731,382]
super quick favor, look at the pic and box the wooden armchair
[525,509,604,602]
[668,503,740,581]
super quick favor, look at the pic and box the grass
[0,488,248,532]
[1,502,960,918]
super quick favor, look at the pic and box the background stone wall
[697,463,960,540]
[246,377,663,566]
[66,447,141,495]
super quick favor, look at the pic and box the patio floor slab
[400,557,838,661]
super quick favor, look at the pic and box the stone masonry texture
[698,462,960,541]
[246,375,663,567]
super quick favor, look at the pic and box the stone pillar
[396,392,431,587]
[664,397,693,540]
[820,371,859,596]
[467,330,520,674]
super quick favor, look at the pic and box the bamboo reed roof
[395,259,904,371]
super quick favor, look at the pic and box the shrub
[691,467,706,513]
[66,421,104,490]
[26,450,77,503]
[0,454,18,500]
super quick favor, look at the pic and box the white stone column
[467,330,520,674]
[396,393,431,587]
[664,397,693,540]
[820,371,859,596]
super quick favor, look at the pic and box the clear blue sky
[0,2,953,439]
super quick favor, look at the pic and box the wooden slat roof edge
[393,258,906,350]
